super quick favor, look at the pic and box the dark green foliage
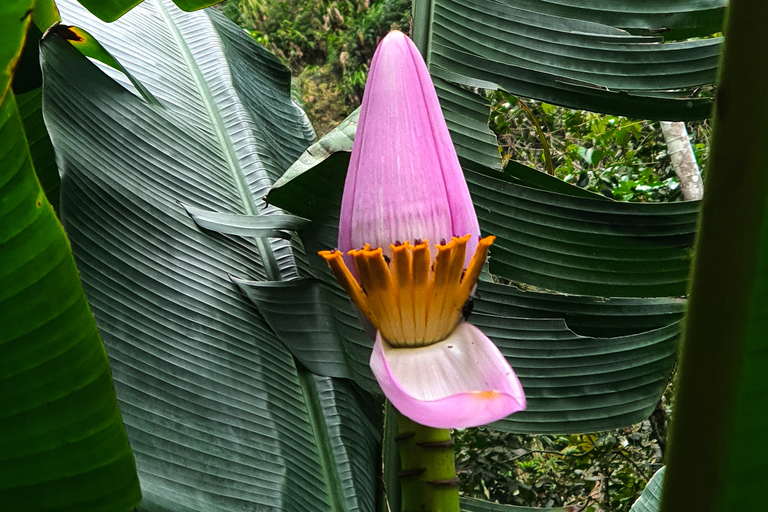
[456,377,674,512]
[228,1,706,511]
[456,427,661,511]
[41,1,385,509]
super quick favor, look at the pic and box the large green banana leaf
[477,0,726,39]
[415,0,721,122]
[267,111,683,434]
[1,89,141,511]
[466,169,699,298]
[41,1,381,510]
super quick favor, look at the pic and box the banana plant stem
[395,411,460,512]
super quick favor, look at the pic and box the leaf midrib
[154,0,281,281]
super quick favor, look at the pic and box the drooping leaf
[477,315,679,433]
[466,168,699,297]
[46,23,160,105]
[500,161,611,201]
[233,277,378,392]
[42,1,381,510]
[473,281,685,339]
[477,0,726,39]
[1,91,141,512]
[418,0,719,121]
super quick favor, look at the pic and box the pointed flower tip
[381,29,408,43]
[338,28,480,259]
[370,322,526,429]
[377,30,418,58]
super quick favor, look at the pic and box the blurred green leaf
[15,89,58,211]
[661,3,768,510]
[269,109,683,434]
[1,0,35,103]
[1,90,141,512]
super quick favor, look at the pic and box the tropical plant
[2,4,140,512]
[7,0,765,511]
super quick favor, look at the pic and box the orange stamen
[319,235,495,347]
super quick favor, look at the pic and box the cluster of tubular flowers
[319,30,525,429]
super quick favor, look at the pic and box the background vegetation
[220,0,711,203]
[222,0,410,134]
[218,0,705,510]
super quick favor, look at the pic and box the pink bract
[370,322,526,429]
[338,31,480,269]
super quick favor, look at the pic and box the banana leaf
[481,0,726,39]
[630,467,664,512]
[416,0,720,121]
[2,3,141,509]
[41,1,382,510]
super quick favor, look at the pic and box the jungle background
[218,0,711,509]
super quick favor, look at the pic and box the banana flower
[320,31,525,429]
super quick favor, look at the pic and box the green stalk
[395,411,460,512]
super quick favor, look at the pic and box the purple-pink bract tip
[338,30,480,269]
